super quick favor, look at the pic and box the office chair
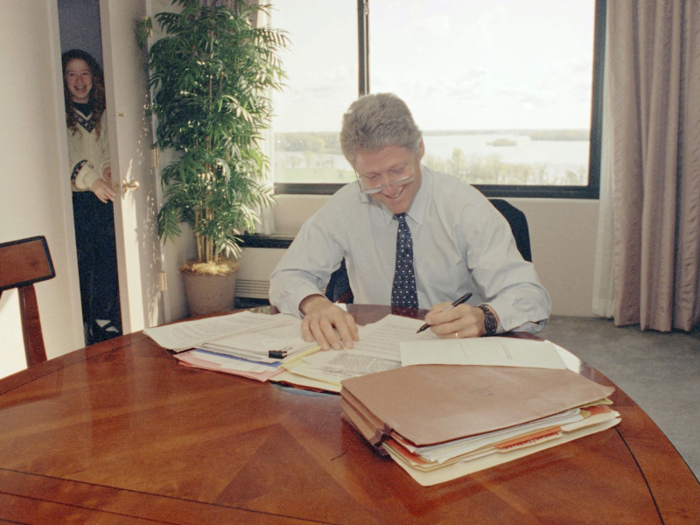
[488,198,532,263]
[325,258,354,304]
[324,199,532,304]
[0,236,56,367]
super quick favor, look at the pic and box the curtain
[603,0,700,332]
[592,9,615,319]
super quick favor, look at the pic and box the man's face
[354,141,424,215]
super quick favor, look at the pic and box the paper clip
[268,346,292,359]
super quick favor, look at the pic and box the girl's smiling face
[64,58,93,104]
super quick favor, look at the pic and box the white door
[100,0,165,333]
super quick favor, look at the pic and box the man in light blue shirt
[269,93,551,351]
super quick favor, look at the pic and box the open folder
[340,364,619,486]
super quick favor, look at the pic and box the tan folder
[340,365,615,448]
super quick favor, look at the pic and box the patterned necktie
[391,213,419,308]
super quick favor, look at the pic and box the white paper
[283,358,353,386]
[182,349,276,373]
[270,370,342,393]
[281,314,435,387]
[143,311,284,351]
[199,314,314,361]
[350,314,437,361]
[416,408,585,463]
[383,417,621,487]
[400,337,567,369]
[295,349,401,384]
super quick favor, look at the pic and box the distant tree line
[276,132,343,155]
[527,130,589,141]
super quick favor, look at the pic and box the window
[272,0,605,199]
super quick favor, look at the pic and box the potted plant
[137,0,287,316]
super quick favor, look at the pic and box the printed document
[400,337,567,369]
[350,314,437,361]
[282,314,437,386]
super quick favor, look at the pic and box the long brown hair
[61,49,107,137]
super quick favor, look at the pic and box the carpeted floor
[539,315,700,480]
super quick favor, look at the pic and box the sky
[271,0,596,133]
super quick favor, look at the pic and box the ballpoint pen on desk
[416,292,473,334]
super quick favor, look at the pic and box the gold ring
[454,332,459,339]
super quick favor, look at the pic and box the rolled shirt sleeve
[269,205,348,317]
[455,192,550,333]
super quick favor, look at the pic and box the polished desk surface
[1,305,699,525]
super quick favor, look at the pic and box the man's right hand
[300,295,359,351]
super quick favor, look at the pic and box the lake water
[424,134,589,171]
[275,133,590,183]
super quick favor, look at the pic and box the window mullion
[358,0,369,95]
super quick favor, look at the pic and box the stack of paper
[274,315,437,392]
[144,311,282,351]
[175,350,284,382]
[144,311,320,382]
[340,364,620,486]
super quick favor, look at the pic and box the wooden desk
[1,305,698,524]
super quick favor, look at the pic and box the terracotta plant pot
[181,268,237,317]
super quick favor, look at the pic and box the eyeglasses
[355,162,415,195]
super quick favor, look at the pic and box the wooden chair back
[0,236,56,367]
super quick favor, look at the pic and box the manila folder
[340,365,614,447]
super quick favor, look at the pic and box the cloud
[416,14,451,36]
[495,87,552,109]
[444,69,488,99]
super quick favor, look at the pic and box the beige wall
[515,199,599,317]
[268,195,600,317]
[0,0,84,379]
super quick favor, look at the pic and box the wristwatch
[477,304,498,336]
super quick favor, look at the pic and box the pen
[416,292,473,334]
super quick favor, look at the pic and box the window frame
[274,0,606,200]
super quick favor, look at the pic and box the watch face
[486,314,497,335]
[480,306,497,336]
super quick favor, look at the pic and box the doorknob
[122,179,140,194]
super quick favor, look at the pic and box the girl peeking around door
[62,49,121,345]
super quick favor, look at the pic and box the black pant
[72,191,122,345]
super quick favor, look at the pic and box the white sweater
[67,108,110,192]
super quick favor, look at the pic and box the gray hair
[340,93,423,166]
